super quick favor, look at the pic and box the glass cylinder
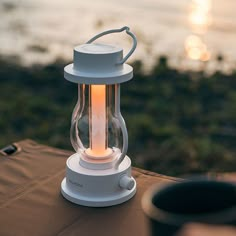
[70,83,126,162]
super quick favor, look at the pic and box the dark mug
[142,180,236,236]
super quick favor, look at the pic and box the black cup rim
[142,180,236,226]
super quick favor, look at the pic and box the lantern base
[61,153,136,207]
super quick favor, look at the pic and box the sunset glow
[189,0,212,33]
[185,35,211,61]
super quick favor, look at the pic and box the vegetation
[0,56,236,176]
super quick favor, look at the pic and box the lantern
[61,26,137,207]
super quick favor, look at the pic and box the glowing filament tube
[89,85,107,157]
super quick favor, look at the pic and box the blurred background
[1,0,236,176]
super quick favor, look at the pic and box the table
[0,140,178,236]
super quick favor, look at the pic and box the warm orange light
[189,0,212,33]
[89,84,107,157]
[200,51,211,61]
[185,35,203,49]
[190,10,209,26]
[188,48,202,60]
[185,35,210,62]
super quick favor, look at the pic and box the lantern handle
[86,26,137,64]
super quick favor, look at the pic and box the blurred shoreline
[1,0,236,74]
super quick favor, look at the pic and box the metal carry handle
[86,26,137,64]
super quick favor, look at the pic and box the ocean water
[0,0,235,73]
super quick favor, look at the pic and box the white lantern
[61,27,137,207]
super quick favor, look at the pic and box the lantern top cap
[64,26,137,85]
[75,43,122,55]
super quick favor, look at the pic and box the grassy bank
[0,56,236,176]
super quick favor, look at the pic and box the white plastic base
[61,153,136,207]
